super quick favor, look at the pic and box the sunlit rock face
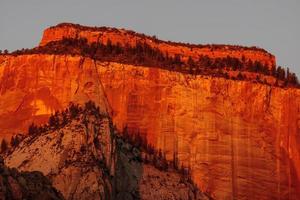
[0,52,299,199]
[0,55,110,139]
[0,23,299,199]
[96,62,300,200]
[40,23,276,68]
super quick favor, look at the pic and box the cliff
[97,62,300,200]
[4,103,209,200]
[0,53,299,199]
[0,54,110,139]
[0,23,299,199]
[40,23,276,68]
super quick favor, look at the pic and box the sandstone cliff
[0,54,110,139]
[0,53,299,199]
[0,23,299,200]
[97,62,300,200]
[40,23,276,68]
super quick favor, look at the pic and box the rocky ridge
[4,102,210,200]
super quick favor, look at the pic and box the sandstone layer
[40,23,276,68]
[97,62,300,200]
[0,52,299,199]
[0,23,299,200]
[0,54,110,139]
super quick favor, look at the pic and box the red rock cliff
[0,24,299,199]
[0,54,110,139]
[40,23,276,69]
[97,62,300,200]
[0,54,299,199]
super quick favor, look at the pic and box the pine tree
[237,72,244,80]
[10,136,16,147]
[49,112,60,129]
[48,114,56,127]
[1,139,8,153]
[61,111,68,126]
[28,122,38,135]
[69,102,79,118]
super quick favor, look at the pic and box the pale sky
[0,0,299,76]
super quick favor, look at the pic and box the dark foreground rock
[0,156,64,200]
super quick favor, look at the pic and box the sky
[0,0,299,76]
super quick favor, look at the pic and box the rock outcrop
[5,106,115,200]
[40,23,276,68]
[0,156,64,200]
[4,103,209,200]
[114,130,211,200]
[0,23,299,199]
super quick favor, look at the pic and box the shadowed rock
[0,156,64,200]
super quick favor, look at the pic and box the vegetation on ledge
[50,22,272,54]
[0,37,298,88]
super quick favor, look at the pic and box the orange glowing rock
[0,23,299,199]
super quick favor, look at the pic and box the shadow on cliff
[111,128,210,200]
[113,136,144,200]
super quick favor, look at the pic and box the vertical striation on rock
[96,62,300,200]
[0,23,299,199]
[0,55,110,139]
[0,52,299,199]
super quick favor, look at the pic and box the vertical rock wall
[97,62,300,200]
[0,54,299,199]
[0,55,110,139]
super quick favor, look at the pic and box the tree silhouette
[6,37,299,87]
[1,139,8,153]
[69,102,80,118]
[48,112,60,129]
[237,72,244,80]
[28,122,38,135]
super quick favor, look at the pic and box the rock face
[97,63,300,200]
[0,23,299,199]
[5,111,115,200]
[0,53,299,199]
[0,156,64,200]
[4,105,209,200]
[139,164,208,200]
[40,23,276,68]
[0,54,110,139]
[115,131,211,200]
